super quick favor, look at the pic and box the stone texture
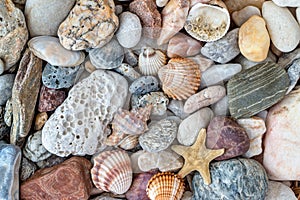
[58,0,119,50]
[235,52,277,70]
[206,116,250,160]
[0,74,15,105]
[224,0,265,13]
[286,58,300,94]
[262,1,300,52]
[124,49,138,67]
[232,6,261,26]
[0,0,28,71]
[265,181,297,200]
[10,49,42,146]
[239,15,270,62]
[263,88,300,180]
[129,76,159,95]
[273,0,300,7]
[211,96,229,116]
[0,106,9,140]
[20,157,37,182]
[167,99,189,119]
[115,63,141,81]
[0,141,21,200]
[4,98,12,127]
[167,33,202,58]
[192,158,268,200]
[42,70,128,157]
[177,107,214,146]
[25,0,75,37]
[21,157,92,200]
[278,48,300,69]
[38,86,66,112]
[201,28,240,64]
[34,112,48,131]
[184,85,226,114]
[188,54,214,72]
[227,62,289,119]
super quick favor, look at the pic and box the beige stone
[224,0,265,13]
[34,112,48,131]
[239,15,270,62]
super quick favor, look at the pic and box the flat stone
[0,0,28,71]
[0,106,9,140]
[211,96,229,116]
[184,85,226,114]
[20,157,37,182]
[38,86,66,112]
[25,0,75,37]
[21,157,92,199]
[0,74,15,105]
[232,6,261,27]
[188,54,214,72]
[0,141,21,200]
[177,107,214,146]
[262,1,300,52]
[192,158,268,200]
[227,62,289,119]
[265,181,297,200]
[129,76,159,95]
[201,28,240,64]
[34,112,48,131]
[272,0,300,7]
[263,88,300,180]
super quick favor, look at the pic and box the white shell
[118,135,139,150]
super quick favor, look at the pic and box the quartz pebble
[232,6,261,27]
[272,0,300,7]
[0,106,9,140]
[129,76,159,95]
[188,54,214,72]
[116,12,142,48]
[42,70,128,157]
[239,15,270,62]
[25,0,75,37]
[139,119,177,152]
[0,74,15,105]
[177,107,214,146]
[211,96,229,116]
[20,157,37,182]
[38,86,66,112]
[21,157,92,199]
[115,63,141,81]
[201,28,240,64]
[34,112,48,131]
[192,158,268,200]
[184,85,226,114]
[265,181,297,200]
[263,88,300,180]
[262,1,300,52]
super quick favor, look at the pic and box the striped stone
[227,61,289,119]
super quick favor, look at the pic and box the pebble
[263,88,300,180]
[114,63,141,81]
[167,33,202,58]
[156,0,169,7]
[0,74,15,105]
[272,0,300,7]
[239,15,270,62]
[115,5,123,15]
[36,154,67,169]
[0,59,4,75]
[234,52,276,70]
[130,150,144,174]
[58,0,119,50]
[0,141,21,200]
[265,181,297,200]
[211,96,229,116]
[4,98,12,127]
[38,86,66,112]
[28,36,85,67]
[184,85,226,114]
[262,1,300,52]
[25,0,75,37]
[89,39,124,70]
[167,99,189,119]
[129,76,159,95]
[206,116,250,160]
[21,157,92,199]
[227,62,289,119]
[236,117,266,158]
[297,8,300,24]
[201,28,240,64]
[23,131,52,162]
[124,49,138,67]
[0,0,28,71]
[116,12,142,48]
[0,106,9,140]
[232,6,261,27]
[278,48,300,68]
[286,59,300,94]
[188,54,214,72]
[177,107,214,146]
[192,158,268,199]
[224,0,265,13]
[34,112,48,131]
[42,70,128,157]
[200,63,242,87]
[182,191,193,200]
[20,157,37,182]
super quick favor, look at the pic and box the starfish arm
[206,148,225,161]
[171,145,189,156]
[197,163,212,185]
[178,163,194,178]
[192,128,207,148]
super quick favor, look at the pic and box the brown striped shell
[146,172,185,200]
[139,47,167,76]
[91,150,133,194]
[158,58,201,100]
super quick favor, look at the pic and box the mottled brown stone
[38,85,66,112]
[21,157,92,200]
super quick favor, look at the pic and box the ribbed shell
[118,135,139,150]
[158,58,201,100]
[91,150,133,194]
[139,47,167,76]
[147,172,185,200]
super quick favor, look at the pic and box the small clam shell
[147,172,185,200]
[138,47,167,76]
[91,150,133,194]
[158,58,201,100]
[118,135,139,150]
[184,2,230,42]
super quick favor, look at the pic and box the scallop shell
[138,47,167,76]
[184,1,230,42]
[91,150,133,194]
[146,172,185,200]
[118,135,139,150]
[158,58,201,100]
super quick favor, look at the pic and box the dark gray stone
[192,158,268,200]
[0,74,15,105]
[20,157,37,182]
[42,63,80,89]
[129,76,159,95]
[0,141,21,200]
[36,154,67,169]
[0,106,9,140]
[286,59,300,94]
[124,48,138,66]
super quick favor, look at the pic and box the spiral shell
[138,47,167,76]
[147,172,185,200]
[91,150,133,194]
[118,135,139,150]
[158,58,201,100]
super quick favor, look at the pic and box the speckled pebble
[20,157,37,182]
[0,74,15,105]
[42,63,80,89]
[0,106,9,140]
[38,85,66,112]
[129,76,159,95]
[4,98,12,127]
[114,63,141,81]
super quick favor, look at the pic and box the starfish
[171,128,224,185]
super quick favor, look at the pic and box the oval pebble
[129,76,159,95]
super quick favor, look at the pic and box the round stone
[129,76,159,95]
